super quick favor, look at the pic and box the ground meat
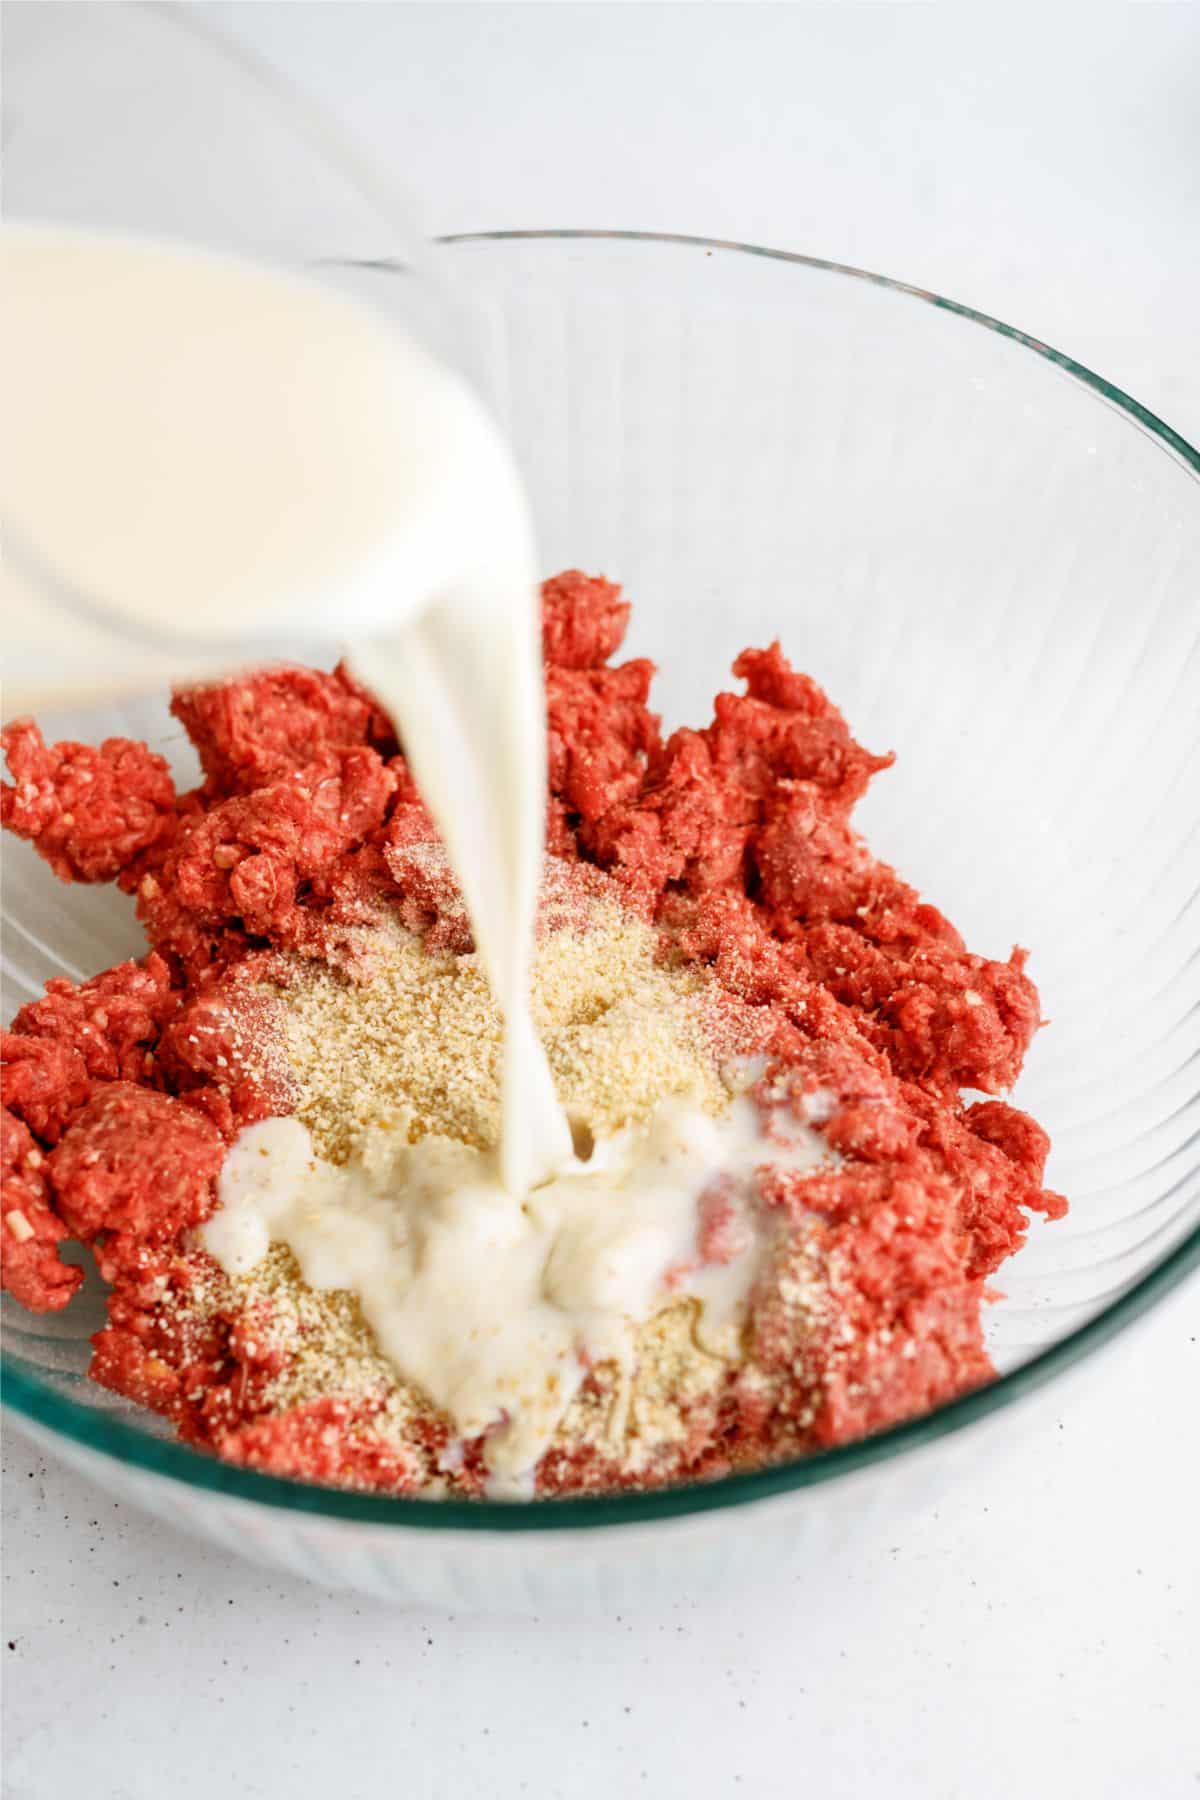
[584,727,753,905]
[1,1030,94,1145]
[745,1157,996,1447]
[714,643,896,814]
[171,663,388,796]
[89,1249,232,1426]
[1,569,1066,1499]
[155,956,292,1141]
[576,627,1042,1097]
[48,1084,224,1250]
[1,1108,81,1312]
[89,1323,188,1419]
[10,955,179,1086]
[134,746,397,974]
[802,925,1041,1094]
[1,721,177,883]
[541,569,632,669]
[209,1399,420,1493]
[547,658,663,827]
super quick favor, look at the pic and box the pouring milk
[0,224,573,1194]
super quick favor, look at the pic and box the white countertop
[3,6,1198,1796]
[5,1284,1196,1800]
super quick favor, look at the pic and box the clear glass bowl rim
[4,229,1198,1534]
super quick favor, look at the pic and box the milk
[203,1096,828,1494]
[0,224,572,1191]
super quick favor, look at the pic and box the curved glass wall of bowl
[272,234,1200,1363]
[3,237,1198,1542]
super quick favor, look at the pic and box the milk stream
[0,223,572,1190]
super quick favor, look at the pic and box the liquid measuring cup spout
[0,224,528,708]
[1,222,572,1193]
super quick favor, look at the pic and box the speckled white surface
[3,5,1198,1794]
[4,1283,1197,1799]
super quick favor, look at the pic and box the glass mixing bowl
[4,233,1198,1611]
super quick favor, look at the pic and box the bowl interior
[4,234,1199,1522]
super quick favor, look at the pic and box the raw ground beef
[1,571,1065,1496]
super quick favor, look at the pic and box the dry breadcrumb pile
[207,868,772,1475]
[278,873,734,1166]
